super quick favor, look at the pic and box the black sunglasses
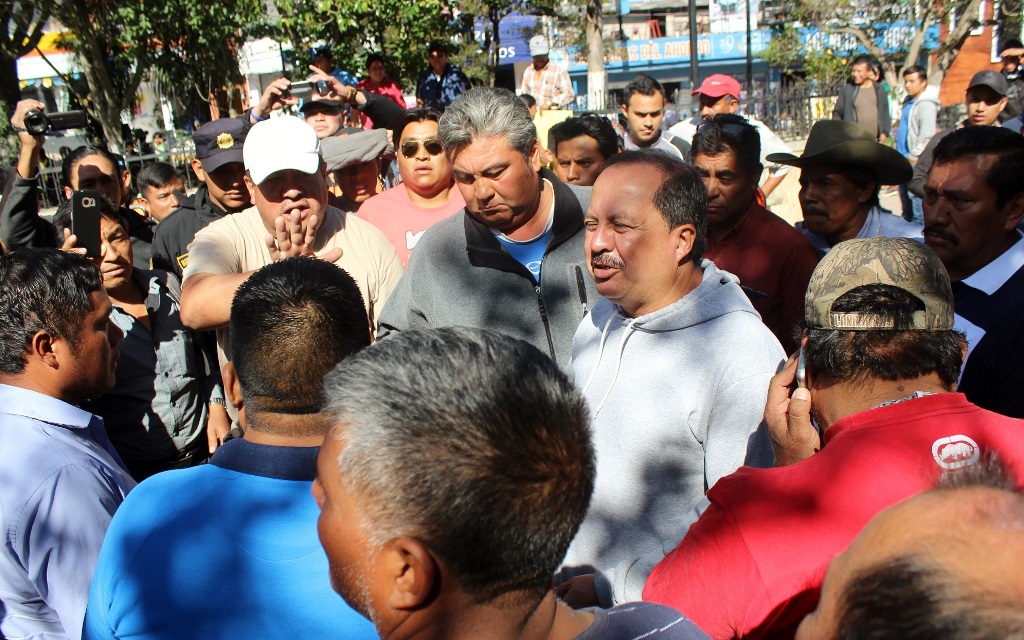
[401,139,444,158]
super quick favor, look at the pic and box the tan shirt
[183,205,403,373]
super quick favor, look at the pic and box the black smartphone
[71,190,103,257]
[796,346,808,390]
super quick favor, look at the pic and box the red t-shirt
[643,393,1024,639]
[357,183,465,267]
[703,202,820,354]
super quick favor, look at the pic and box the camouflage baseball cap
[805,237,954,330]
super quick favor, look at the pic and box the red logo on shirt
[931,435,980,470]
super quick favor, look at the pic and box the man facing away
[691,114,819,353]
[832,55,891,143]
[0,249,135,640]
[668,74,793,198]
[922,126,1024,418]
[798,457,1024,639]
[315,326,710,640]
[769,120,919,257]
[642,237,1024,639]
[377,87,597,367]
[557,149,784,606]
[84,257,378,640]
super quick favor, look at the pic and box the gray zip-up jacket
[904,91,940,161]
[377,169,597,368]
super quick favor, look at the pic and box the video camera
[22,109,89,135]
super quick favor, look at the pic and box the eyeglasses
[401,138,444,158]
[696,121,750,138]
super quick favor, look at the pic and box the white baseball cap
[243,116,322,185]
[529,35,549,57]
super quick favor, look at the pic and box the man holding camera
[1,99,55,249]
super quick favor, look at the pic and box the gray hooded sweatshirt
[562,260,785,603]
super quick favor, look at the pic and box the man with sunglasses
[909,70,1009,200]
[359,108,466,266]
[691,114,819,353]
[668,74,793,198]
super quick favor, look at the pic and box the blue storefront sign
[474,12,538,65]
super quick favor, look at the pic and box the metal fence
[34,148,200,211]
[740,81,846,141]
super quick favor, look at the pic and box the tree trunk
[586,0,606,110]
[929,0,986,86]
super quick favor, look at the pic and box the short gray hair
[322,327,594,602]
[438,87,538,160]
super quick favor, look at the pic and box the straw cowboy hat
[766,120,913,185]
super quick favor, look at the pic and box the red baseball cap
[692,74,741,99]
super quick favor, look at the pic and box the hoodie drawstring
[582,311,638,417]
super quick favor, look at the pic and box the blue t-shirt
[575,602,710,639]
[492,205,555,280]
[897,98,916,156]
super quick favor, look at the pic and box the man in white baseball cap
[521,34,575,111]
[180,116,403,394]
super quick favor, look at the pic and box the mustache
[592,254,625,269]
[923,227,958,244]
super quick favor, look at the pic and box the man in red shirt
[642,236,1024,639]
[691,114,819,353]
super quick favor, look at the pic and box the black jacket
[151,184,232,278]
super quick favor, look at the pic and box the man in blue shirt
[416,41,471,110]
[0,249,136,640]
[84,257,377,640]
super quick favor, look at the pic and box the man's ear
[674,223,698,264]
[121,170,132,198]
[222,362,243,411]
[528,140,542,173]
[1002,191,1024,231]
[64,185,73,200]
[383,537,440,611]
[243,174,258,203]
[856,179,878,205]
[191,158,207,183]
[30,330,60,369]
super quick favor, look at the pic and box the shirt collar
[960,231,1024,294]
[210,437,319,481]
[0,383,95,429]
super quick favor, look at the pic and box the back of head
[230,257,370,422]
[136,162,181,193]
[932,126,1024,208]
[804,238,965,389]
[548,113,618,162]
[689,113,761,176]
[834,457,1024,640]
[323,327,594,602]
[0,249,102,375]
[603,149,708,261]
[623,73,666,105]
[438,87,537,160]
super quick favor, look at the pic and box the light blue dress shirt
[0,384,136,640]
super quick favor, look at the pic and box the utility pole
[688,0,700,89]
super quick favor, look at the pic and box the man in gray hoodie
[557,149,785,607]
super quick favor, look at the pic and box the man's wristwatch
[210,397,226,407]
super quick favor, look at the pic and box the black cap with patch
[192,118,248,172]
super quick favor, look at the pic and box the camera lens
[23,109,48,135]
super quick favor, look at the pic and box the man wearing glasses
[359,109,466,266]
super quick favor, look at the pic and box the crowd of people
[2,38,1024,640]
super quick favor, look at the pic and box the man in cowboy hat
[768,120,921,256]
